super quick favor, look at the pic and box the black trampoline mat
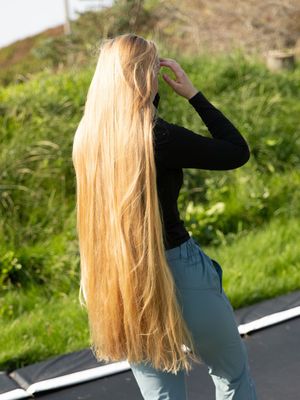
[31,317,300,400]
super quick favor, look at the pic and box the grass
[0,284,89,373]
[202,215,300,309]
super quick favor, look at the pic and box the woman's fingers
[160,59,184,83]
[163,69,182,87]
[158,57,198,99]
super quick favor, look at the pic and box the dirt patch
[151,0,300,60]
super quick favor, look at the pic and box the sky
[0,0,113,49]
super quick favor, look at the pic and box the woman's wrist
[187,88,199,100]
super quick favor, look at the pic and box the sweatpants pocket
[210,258,223,293]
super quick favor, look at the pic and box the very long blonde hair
[72,33,201,374]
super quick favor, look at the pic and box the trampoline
[1,289,300,400]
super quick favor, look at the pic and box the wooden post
[64,0,72,35]
[266,49,295,71]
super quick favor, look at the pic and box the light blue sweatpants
[129,236,258,399]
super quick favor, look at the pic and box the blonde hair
[72,33,202,374]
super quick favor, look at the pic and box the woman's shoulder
[153,117,174,146]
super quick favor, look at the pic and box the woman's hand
[159,58,199,100]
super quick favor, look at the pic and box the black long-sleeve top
[152,90,250,250]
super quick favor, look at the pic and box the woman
[72,33,258,399]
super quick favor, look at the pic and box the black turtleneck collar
[152,91,160,109]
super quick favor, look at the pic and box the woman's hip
[165,236,224,294]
